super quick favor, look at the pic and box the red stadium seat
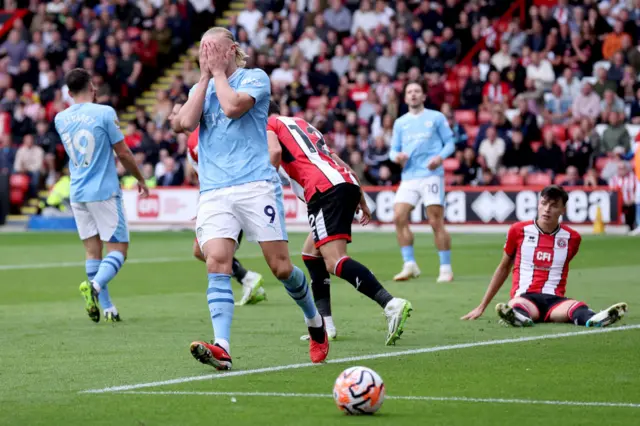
[525,172,552,186]
[9,189,24,206]
[595,157,609,172]
[444,79,459,94]
[454,110,476,126]
[443,158,460,172]
[544,124,567,141]
[478,110,492,124]
[554,174,567,184]
[530,141,542,152]
[455,64,471,79]
[500,174,524,186]
[465,125,479,143]
[10,173,30,192]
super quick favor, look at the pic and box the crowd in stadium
[0,0,639,218]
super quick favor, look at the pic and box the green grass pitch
[1,231,639,425]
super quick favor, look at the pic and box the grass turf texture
[0,231,639,425]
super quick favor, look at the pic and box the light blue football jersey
[390,108,455,180]
[54,103,124,203]
[190,67,277,192]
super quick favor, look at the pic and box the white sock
[324,316,335,330]
[440,264,452,274]
[214,338,230,354]
[305,312,323,328]
[91,280,101,293]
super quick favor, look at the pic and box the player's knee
[393,212,409,227]
[270,259,293,280]
[205,253,232,275]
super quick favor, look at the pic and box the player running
[168,103,266,306]
[171,27,328,370]
[54,68,150,323]
[268,103,412,346]
[390,82,455,283]
[462,185,628,327]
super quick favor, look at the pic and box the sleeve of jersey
[436,113,455,159]
[266,116,278,133]
[389,120,402,162]
[237,69,271,103]
[104,107,125,145]
[503,224,520,257]
[568,232,582,260]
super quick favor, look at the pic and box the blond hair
[201,27,249,68]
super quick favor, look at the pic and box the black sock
[569,304,595,326]
[335,257,393,309]
[231,257,248,283]
[303,255,332,317]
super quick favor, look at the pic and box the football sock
[86,259,114,310]
[400,246,415,263]
[303,255,332,317]
[569,304,595,326]
[334,257,393,309]
[281,265,322,326]
[231,257,248,283]
[207,273,234,348]
[92,251,125,292]
[438,250,452,267]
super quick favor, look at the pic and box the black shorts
[307,183,361,248]
[519,293,573,322]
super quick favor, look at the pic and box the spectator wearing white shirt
[479,126,506,173]
[298,27,322,61]
[271,61,295,88]
[238,0,263,40]
[526,52,555,91]
[557,68,581,100]
[572,83,601,122]
[491,41,512,72]
[351,0,378,35]
[373,0,395,28]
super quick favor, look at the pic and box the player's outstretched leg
[585,303,628,327]
[496,302,535,327]
[393,202,421,281]
[302,253,337,340]
[322,239,412,346]
[261,240,328,363]
[190,238,235,370]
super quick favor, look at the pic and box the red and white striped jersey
[267,115,357,203]
[609,172,636,205]
[187,125,199,174]
[504,220,581,298]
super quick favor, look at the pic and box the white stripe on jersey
[609,174,636,204]
[277,116,347,186]
[540,228,570,295]
[515,224,538,296]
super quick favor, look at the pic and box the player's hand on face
[205,41,232,76]
[427,155,443,170]
[137,181,150,198]
[461,306,485,320]
[199,44,212,79]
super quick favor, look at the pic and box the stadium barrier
[120,186,622,230]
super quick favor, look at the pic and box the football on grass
[333,366,385,415]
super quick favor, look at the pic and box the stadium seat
[443,158,460,172]
[544,125,567,141]
[455,64,471,79]
[454,110,477,126]
[526,173,552,186]
[9,189,24,206]
[500,174,524,186]
[444,79,459,94]
[530,141,542,152]
[478,110,492,124]
[595,157,609,172]
[554,174,567,185]
[10,174,30,192]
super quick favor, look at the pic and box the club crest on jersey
[556,238,568,248]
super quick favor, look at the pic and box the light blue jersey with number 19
[54,103,124,203]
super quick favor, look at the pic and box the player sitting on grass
[267,102,412,345]
[462,185,628,327]
[169,103,265,306]
[54,68,150,323]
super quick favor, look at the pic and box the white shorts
[71,196,129,243]
[394,176,445,207]
[196,180,287,248]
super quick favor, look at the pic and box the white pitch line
[116,391,640,409]
[81,324,640,394]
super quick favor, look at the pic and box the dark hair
[268,100,280,115]
[540,185,569,206]
[403,80,425,96]
[65,68,92,95]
